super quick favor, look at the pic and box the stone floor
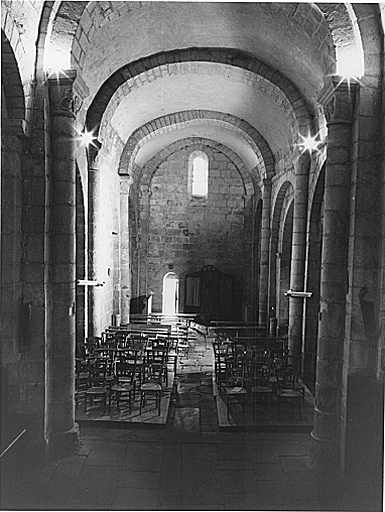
[1,330,383,511]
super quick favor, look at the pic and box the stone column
[258,179,271,328]
[288,153,310,355]
[88,142,101,337]
[47,71,79,458]
[311,78,357,470]
[119,174,132,325]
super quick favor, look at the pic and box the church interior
[1,1,385,510]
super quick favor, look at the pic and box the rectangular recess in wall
[19,302,32,353]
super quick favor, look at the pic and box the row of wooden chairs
[76,335,176,415]
[212,341,305,419]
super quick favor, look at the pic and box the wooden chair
[109,359,137,414]
[249,362,275,414]
[139,349,165,415]
[84,364,109,413]
[75,358,89,406]
[224,358,248,419]
[167,336,179,373]
[277,369,302,418]
[251,348,270,369]
[145,345,168,386]
[212,341,231,387]
[84,336,102,357]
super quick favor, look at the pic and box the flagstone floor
[1,330,383,511]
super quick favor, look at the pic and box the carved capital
[47,69,77,119]
[317,76,357,126]
[88,139,102,168]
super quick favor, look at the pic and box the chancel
[1,2,384,510]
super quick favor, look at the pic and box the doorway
[162,272,179,316]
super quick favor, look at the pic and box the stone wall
[134,142,249,318]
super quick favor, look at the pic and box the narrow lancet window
[189,150,208,197]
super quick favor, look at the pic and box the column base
[49,423,80,461]
[310,430,340,474]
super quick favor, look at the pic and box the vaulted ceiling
[45,1,363,182]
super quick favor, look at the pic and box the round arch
[268,181,294,323]
[138,138,255,199]
[303,163,325,392]
[118,110,275,181]
[1,31,25,122]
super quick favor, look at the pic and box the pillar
[288,153,310,355]
[258,179,271,328]
[47,71,79,458]
[119,174,132,324]
[87,143,101,337]
[311,77,357,471]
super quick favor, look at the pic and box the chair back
[212,341,230,358]
[278,364,301,388]
[88,365,108,387]
[226,358,246,388]
[115,360,137,386]
[145,349,166,382]
[251,348,270,366]
[249,363,270,387]
[150,336,169,352]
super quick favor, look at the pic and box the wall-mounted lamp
[284,290,313,298]
[77,279,105,287]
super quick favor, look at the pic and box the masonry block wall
[1,127,24,450]
[91,156,120,333]
[134,143,247,317]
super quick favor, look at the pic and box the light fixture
[297,132,322,155]
[77,128,97,149]
[284,290,313,298]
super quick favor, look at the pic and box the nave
[2,329,381,511]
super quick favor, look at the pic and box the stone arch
[139,138,254,199]
[268,181,294,324]
[251,198,263,321]
[118,110,275,182]
[87,48,312,141]
[303,163,325,392]
[1,31,25,122]
[75,163,86,356]
[47,2,343,82]
[278,200,294,333]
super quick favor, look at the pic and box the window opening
[189,150,208,197]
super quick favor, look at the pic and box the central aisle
[168,330,219,433]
